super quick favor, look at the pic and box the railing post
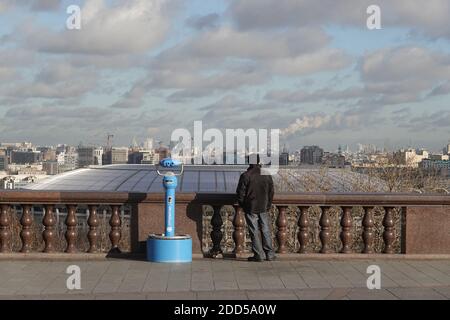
[340,207,353,253]
[320,206,332,254]
[109,205,122,253]
[362,206,375,254]
[298,206,310,253]
[43,204,56,253]
[383,207,395,254]
[20,204,33,253]
[0,204,11,253]
[87,205,99,253]
[276,206,287,254]
[65,205,78,253]
[232,205,245,254]
[209,205,223,257]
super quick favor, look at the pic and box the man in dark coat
[236,155,276,262]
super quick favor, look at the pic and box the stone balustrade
[0,191,449,256]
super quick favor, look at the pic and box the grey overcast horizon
[0,0,449,151]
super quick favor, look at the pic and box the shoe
[266,255,277,261]
[247,256,264,262]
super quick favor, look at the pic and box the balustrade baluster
[340,207,353,253]
[298,206,310,253]
[209,205,223,257]
[0,204,11,253]
[87,205,99,253]
[276,206,287,254]
[232,205,245,254]
[362,207,375,254]
[43,205,56,253]
[109,205,122,253]
[65,205,78,253]
[20,204,33,253]
[383,207,395,254]
[320,206,332,254]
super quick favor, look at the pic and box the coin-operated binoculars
[146,158,192,263]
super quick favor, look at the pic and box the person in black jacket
[236,155,276,262]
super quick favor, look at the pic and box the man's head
[247,153,261,168]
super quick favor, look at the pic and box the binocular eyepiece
[159,158,182,168]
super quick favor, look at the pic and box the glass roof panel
[180,170,199,192]
[23,165,389,193]
[199,171,216,193]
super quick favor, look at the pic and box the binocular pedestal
[146,159,192,263]
[147,234,192,263]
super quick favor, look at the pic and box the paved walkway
[1,258,449,300]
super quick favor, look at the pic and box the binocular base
[146,234,192,263]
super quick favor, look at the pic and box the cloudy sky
[0,0,449,151]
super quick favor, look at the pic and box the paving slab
[0,258,449,300]
[388,287,447,300]
[246,289,298,300]
[346,288,399,300]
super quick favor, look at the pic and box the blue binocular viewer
[147,157,191,263]
[159,158,182,168]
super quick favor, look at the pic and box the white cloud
[361,46,450,83]
[30,0,60,11]
[230,0,450,39]
[0,0,60,12]
[270,48,350,76]
[266,46,450,108]
[176,26,331,60]
[24,0,172,55]
[5,63,98,100]
[110,24,350,107]
[0,67,17,81]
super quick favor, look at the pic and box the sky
[0,0,449,152]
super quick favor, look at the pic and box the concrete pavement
[1,258,449,300]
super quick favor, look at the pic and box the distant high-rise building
[128,151,144,164]
[279,152,289,166]
[37,147,56,161]
[43,161,58,175]
[111,148,128,164]
[131,137,138,148]
[142,152,159,165]
[445,142,450,155]
[77,146,95,168]
[279,145,289,166]
[128,150,159,165]
[94,148,103,166]
[323,152,346,168]
[144,138,154,150]
[357,143,378,154]
[56,144,67,154]
[300,146,324,165]
[104,147,129,165]
[11,150,41,164]
[0,150,7,171]
[78,146,103,167]
[62,151,78,171]
[396,148,429,167]
[43,149,56,161]
[56,152,65,165]
[430,154,449,161]
[156,144,170,160]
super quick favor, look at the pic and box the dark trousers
[244,212,275,260]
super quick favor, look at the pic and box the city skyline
[0,1,449,150]
[2,136,450,154]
